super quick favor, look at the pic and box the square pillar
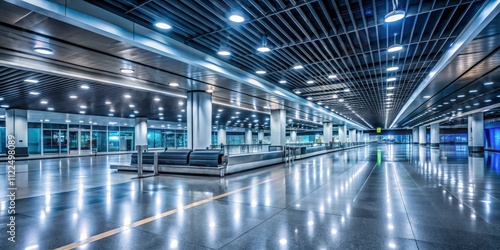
[5,109,28,156]
[270,109,286,146]
[430,123,440,149]
[419,126,426,146]
[323,122,332,144]
[187,91,212,149]
[468,113,484,156]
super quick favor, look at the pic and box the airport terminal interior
[1,0,500,249]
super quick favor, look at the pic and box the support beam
[187,91,212,149]
[270,110,286,146]
[419,126,427,146]
[5,109,28,156]
[468,113,484,157]
[430,123,440,149]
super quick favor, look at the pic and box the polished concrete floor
[1,145,500,249]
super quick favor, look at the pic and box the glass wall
[147,129,163,148]
[0,123,5,155]
[28,123,41,154]
[108,131,120,152]
[486,128,500,151]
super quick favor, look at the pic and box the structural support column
[350,129,357,143]
[5,109,28,156]
[270,109,286,146]
[290,130,297,143]
[217,125,226,145]
[245,128,252,144]
[257,129,264,143]
[412,127,419,144]
[338,124,346,145]
[468,113,484,156]
[430,123,440,149]
[323,122,332,144]
[419,126,426,146]
[134,117,148,146]
[187,90,212,149]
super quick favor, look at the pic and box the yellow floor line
[55,163,317,250]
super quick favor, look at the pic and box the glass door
[69,131,79,154]
[43,130,59,154]
[80,131,91,153]
[59,130,68,154]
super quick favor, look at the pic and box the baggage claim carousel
[110,144,366,177]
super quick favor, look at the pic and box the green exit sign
[376,127,382,133]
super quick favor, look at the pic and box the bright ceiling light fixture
[328,74,337,79]
[256,35,271,52]
[154,22,172,30]
[306,80,314,84]
[256,70,266,74]
[388,33,403,52]
[387,77,397,82]
[293,63,304,70]
[33,47,54,55]
[295,90,301,94]
[387,86,395,90]
[120,68,134,74]
[217,41,231,56]
[29,91,40,95]
[279,80,286,84]
[168,82,179,87]
[385,0,405,22]
[229,11,245,23]
[24,79,39,83]
[80,85,89,89]
[387,66,399,71]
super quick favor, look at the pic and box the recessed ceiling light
[218,109,223,112]
[110,109,115,112]
[178,101,184,106]
[80,105,87,109]
[129,104,135,108]
[134,110,139,114]
[79,120,83,123]
[120,68,135,74]
[484,82,493,86]
[40,100,48,104]
[229,13,245,23]
[33,47,54,55]
[328,74,337,79]
[80,85,89,89]
[385,10,405,22]
[159,107,164,110]
[70,95,77,99]
[65,120,71,123]
[317,102,322,105]
[307,97,313,100]
[387,93,394,96]
[24,79,39,83]
[256,70,266,74]
[44,119,50,122]
[154,97,160,101]
[124,94,131,98]
[206,89,214,93]
[0,97,3,101]
[0,105,9,108]
[474,103,480,106]
[105,101,111,104]
[169,82,179,87]
[295,90,301,94]
[306,80,314,84]
[79,111,85,114]
[450,99,456,101]
[469,90,477,93]
[387,77,397,82]
[423,95,430,99]
[293,63,304,70]
[485,99,491,102]
[154,22,172,30]
[130,114,135,117]
[47,107,54,111]
[457,95,465,98]
[279,80,287,84]
[387,86,395,90]
[387,66,399,71]
[29,91,40,95]
[387,44,403,52]
[339,99,344,102]
[217,47,231,56]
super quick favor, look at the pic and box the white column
[187,91,212,149]
[323,122,332,144]
[419,126,426,145]
[350,129,357,143]
[270,109,286,146]
[430,123,440,149]
[134,117,148,146]
[257,129,264,143]
[245,128,252,144]
[217,125,226,145]
[5,109,28,156]
[412,127,419,144]
[468,113,484,155]
[338,124,346,144]
[290,130,297,142]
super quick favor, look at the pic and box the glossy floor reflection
[1,145,500,249]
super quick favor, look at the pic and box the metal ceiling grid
[85,0,486,127]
